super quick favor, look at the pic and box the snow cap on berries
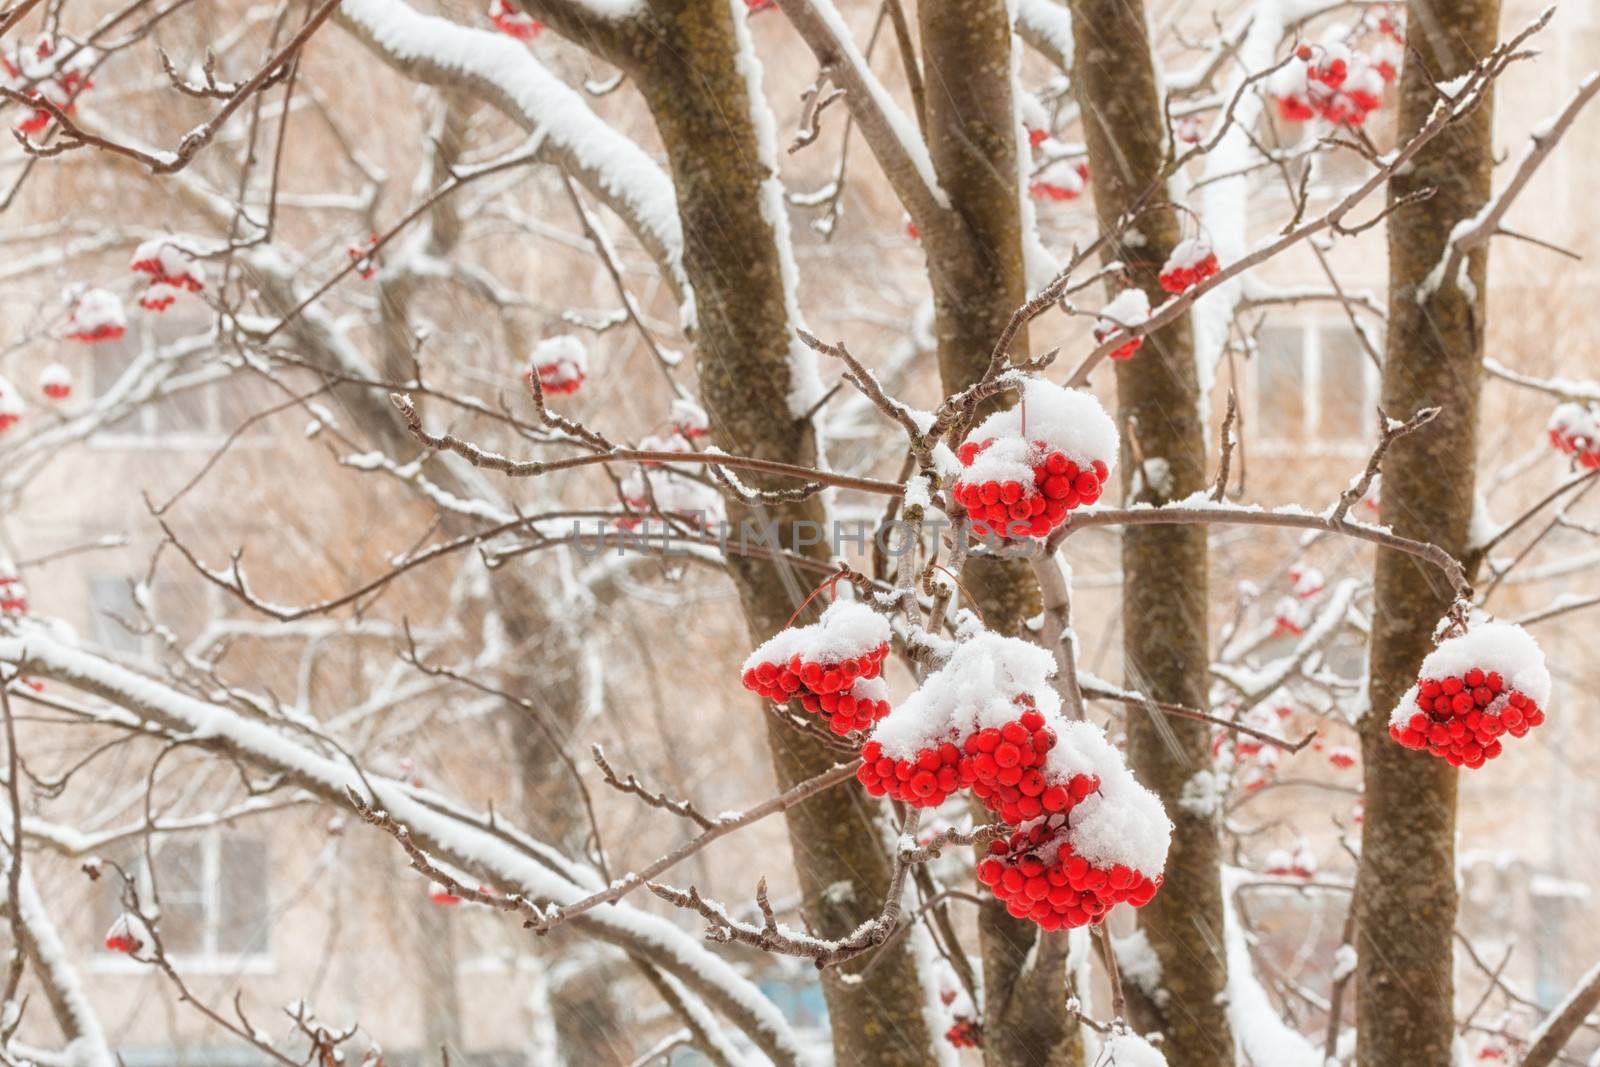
[1548,402,1600,466]
[130,238,204,288]
[670,397,710,438]
[531,334,588,392]
[961,378,1118,489]
[65,287,126,342]
[1099,1030,1169,1067]
[1095,288,1150,342]
[868,631,1058,760]
[39,363,72,399]
[620,466,724,526]
[0,374,24,429]
[1388,620,1551,731]
[1044,719,1173,876]
[742,599,890,675]
[1029,158,1086,201]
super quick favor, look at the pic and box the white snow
[726,0,826,418]
[742,599,891,672]
[1387,620,1552,729]
[1095,288,1151,337]
[870,631,1171,876]
[337,0,688,317]
[962,378,1119,485]
[1095,1030,1168,1067]
[65,288,125,335]
[0,631,806,1065]
[531,334,588,383]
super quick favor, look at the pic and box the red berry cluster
[1158,241,1220,294]
[977,818,1161,931]
[1548,404,1600,469]
[1095,324,1143,362]
[945,1018,981,1049]
[67,322,121,343]
[488,0,543,38]
[857,737,972,807]
[743,643,892,735]
[4,35,93,135]
[952,441,1108,540]
[131,241,205,313]
[1388,668,1545,768]
[62,289,125,344]
[1028,160,1089,203]
[348,234,380,280]
[533,361,584,395]
[965,707,1100,826]
[0,562,26,616]
[1275,39,1390,127]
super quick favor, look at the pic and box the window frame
[85,320,264,453]
[1252,318,1381,457]
[89,830,275,976]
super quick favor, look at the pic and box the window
[88,319,253,449]
[1254,322,1379,451]
[87,573,145,655]
[94,832,272,972]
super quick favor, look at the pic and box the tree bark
[1356,2,1499,1064]
[624,3,939,1062]
[1070,1,1233,1063]
[917,3,1085,1063]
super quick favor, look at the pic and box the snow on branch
[772,0,950,224]
[0,633,807,1067]
[336,0,691,317]
[1421,69,1600,303]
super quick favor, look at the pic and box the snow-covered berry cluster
[742,600,893,735]
[1211,703,1287,793]
[3,34,95,135]
[1388,622,1550,768]
[1270,20,1399,128]
[1271,595,1310,638]
[1547,402,1600,469]
[670,397,710,440]
[950,379,1118,541]
[0,375,23,433]
[1024,118,1089,203]
[1029,157,1089,203]
[1094,287,1151,361]
[39,363,72,400]
[0,559,27,616]
[64,288,126,343]
[488,0,543,38]
[348,234,380,280]
[1263,837,1317,879]
[528,334,588,396]
[937,980,981,1049]
[945,1017,980,1049]
[1158,236,1220,294]
[618,464,724,532]
[130,238,205,312]
[103,913,148,955]
[861,631,1172,929]
[979,816,1161,930]
[1289,564,1325,599]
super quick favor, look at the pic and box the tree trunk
[1069,1,1233,1063]
[1356,2,1499,1064]
[629,3,938,1062]
[918,3,1083,1063]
